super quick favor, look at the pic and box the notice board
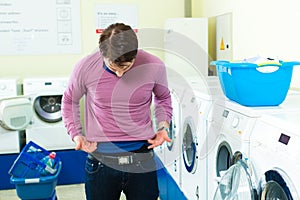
[0,0,81,55]
[95,4,138,34]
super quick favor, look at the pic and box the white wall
[192,0,300,89]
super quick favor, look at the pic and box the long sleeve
[61,58,87,140]
[153,62,173,124]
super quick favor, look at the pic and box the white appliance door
[213,160,257,200]
[0,97,32,130]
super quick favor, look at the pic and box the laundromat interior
[1,0,300,199]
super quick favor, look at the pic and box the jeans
[85,152,159,200]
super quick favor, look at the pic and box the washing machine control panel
[210,104,255,140]
[225,111,250,133]
[23,77,69,95]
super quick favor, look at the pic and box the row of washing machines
[0,77,73,154]
[0,77,86,189]
[156,75,300,200]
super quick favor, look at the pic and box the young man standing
[62,23,173,200]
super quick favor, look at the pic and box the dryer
[180,76,224,200]
[0,78,31,154]
[249,111,300,199]
[23,77,74,151]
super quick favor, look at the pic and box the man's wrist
[157,126,170,134]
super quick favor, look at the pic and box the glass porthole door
[213,160,257,200]
[34,95,62,123]
[182,117,197,173]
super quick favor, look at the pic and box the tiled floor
[0,184,127,200]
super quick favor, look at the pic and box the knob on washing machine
[232,116,240,128]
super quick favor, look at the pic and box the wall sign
[95,4,138,34]
[0,0,81,55]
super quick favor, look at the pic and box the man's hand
[73,135,97,153]
[147,129,172,149]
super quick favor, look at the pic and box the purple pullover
[62,50,172,142]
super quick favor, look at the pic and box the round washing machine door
[34,95,62,123]
[213,160,257,200]
[260,181,289,200]
[167,90,181,151]
[258,169,298,200]
[166,119,175,150]
[216,142,232,178]
[182,116,197,173]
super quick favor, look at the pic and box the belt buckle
[118,155,132,165]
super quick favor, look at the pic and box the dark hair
[99,23,138,65]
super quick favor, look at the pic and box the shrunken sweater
[62,50,172,142]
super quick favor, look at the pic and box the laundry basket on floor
[8,141,62,200]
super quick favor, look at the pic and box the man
[62,23,173,200]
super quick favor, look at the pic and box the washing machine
[23,77,74,151]
[180,76,225,200]
[249,111,300,199]
[154,72,186,189]
[0,78,32,154]
[152,107,165,164]
[163,85,182,188]
[214,110,300,199]
[202,99,261,200]
[208,90,300,200]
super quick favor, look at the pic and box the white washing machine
[154,73,186,192]
[209,91,300,199]
[203,99,261,200]
[23,77,74,151]
[0,78,31,154]
[180,76,225,200]
[152,106,165,164]
[163,85,182,188]
[249,111,300,199]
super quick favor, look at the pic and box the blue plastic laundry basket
[8,141,61,178]
[10,161,62,200]
[8,141,62,199]
[211,60,300,106]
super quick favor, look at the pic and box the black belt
[88,149,154,165]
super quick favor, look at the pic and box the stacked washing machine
[210,91,300,199]
[0,78,32,189]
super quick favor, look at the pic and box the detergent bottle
[40,152,57,175]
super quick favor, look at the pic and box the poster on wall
[95,4,138,34]
[0,0,81,55]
